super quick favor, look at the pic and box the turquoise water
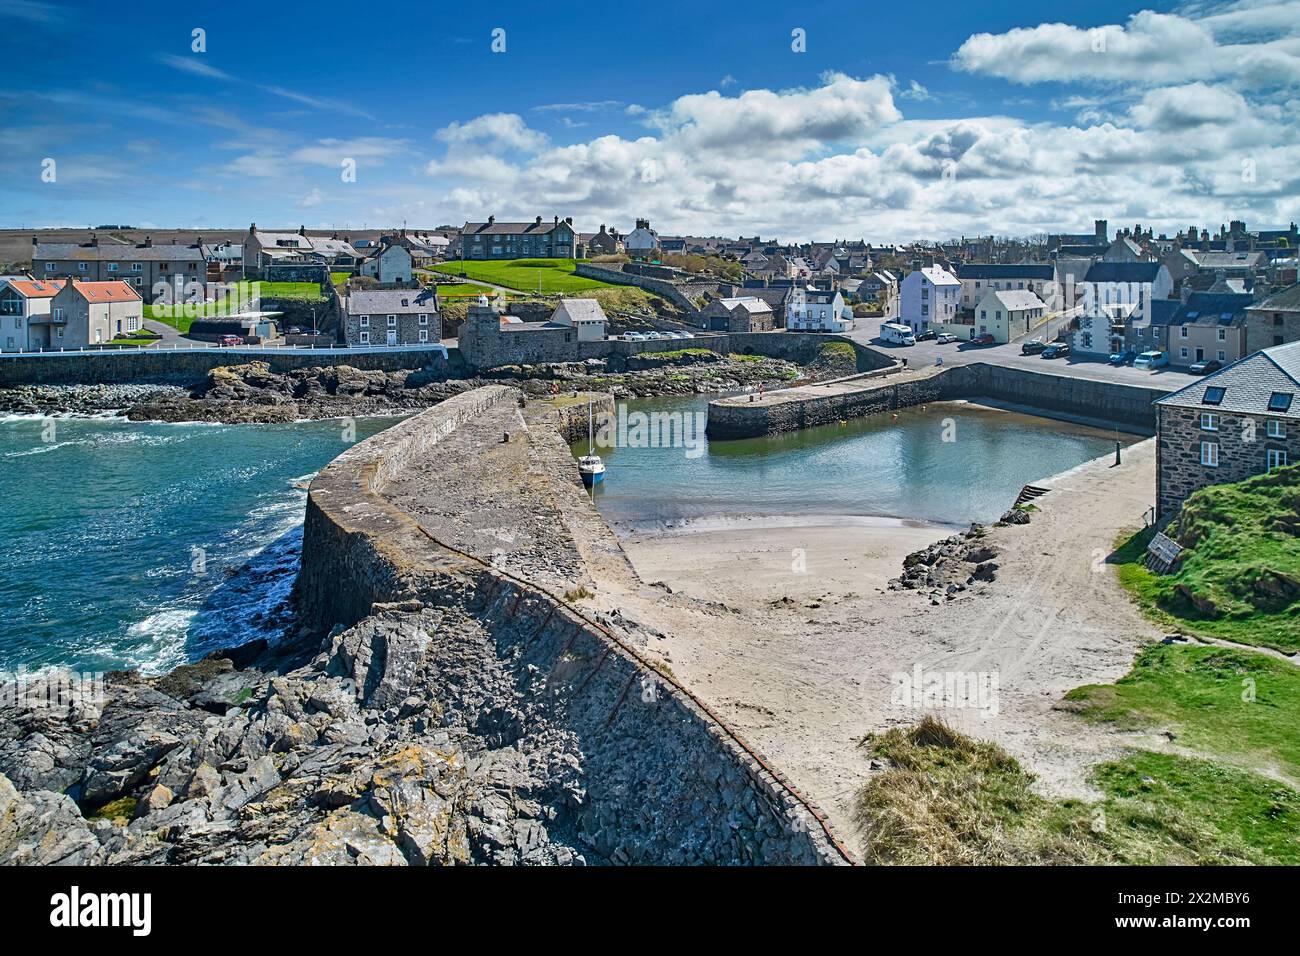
[573,395,1134,531]
[0,414,398,676]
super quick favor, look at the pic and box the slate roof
[35,242,203,262]
[1185,250,1265,270]
[1144,298,1182,327]
[1249,282,1300,312]
[717,296,773,314]
[346,289,439,314]
[1084,261,1165,283]
[956,263,1054,280]
[551,299,607,324]
[1154,341,1300,419]
[913,265,960,286]
[1167,291,1254,327]
[462,220,567,236]
[979,289,1047,312]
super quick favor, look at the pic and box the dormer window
[1202,386,1225,406]
[1269,392,1294,413]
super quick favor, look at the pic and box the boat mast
[587,399,594,455]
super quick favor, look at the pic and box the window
[107,263,118,272]
[1268,449,1289,470]
[1274,314,1284,326]
[921,304,928,316]
[1200,441,1219,467]
[45,262,55,272]
[53,307,64,321]
[1200,412,1217,431]
[359,315,369,327]
[1217,328,1226,341]
[1179,326,1189,338]
[131,263,141,272]
[133,277,141,286]
[387,315,396,327]
[1268,392,1294,413]
[980,310,986,321]
[418,314,428,325]
[1180,347,1189,358]
[1267,420,1286,439]
[1217,350,1226,361]
[359,330,369,344]
[78,262,87,272]
[418,329,428,343]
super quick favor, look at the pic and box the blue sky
[2,0,1298,242]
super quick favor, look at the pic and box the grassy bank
[853,712,1299,865]
[426,258,614,293]
[1110,463,1300,653]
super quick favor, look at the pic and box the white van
[1133,350,1168,370]
[881,322,916,346]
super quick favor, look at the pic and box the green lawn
[434,281,499,298]
[1065,641,1300,782]
[146,280,327,332]
[426,258,615,293]
[1110,463,1300,653]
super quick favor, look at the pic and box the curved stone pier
[297,386,852,865]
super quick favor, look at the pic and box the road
[843,317,1198,390]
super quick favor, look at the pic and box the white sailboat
[577,399,605,488]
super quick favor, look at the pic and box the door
[1195,347,1204,361]
[386,329,397,346]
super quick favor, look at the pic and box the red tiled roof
[68,280,142,303]
[5,278,66,298]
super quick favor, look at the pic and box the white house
[900,265,960,333]
[972,289,1048,343]
[1073,302,1138,359]
[360,239,414,284]
[0,276,63,351]
[550,298,608,341]
[624,219,660,258]
[787,286,852,332]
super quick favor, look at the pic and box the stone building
[342,288,440,347]
[1154,341,1299,516]
[458,296,607,368]
[33,235,204,304]
[457,216,577,260]
[697,296,774,333]
[1245,282,1300,353]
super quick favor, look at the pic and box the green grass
[1110,463,1300,653]
[434,281,499,298]
[426,258,615,293]
[852,715,1300,865]
[330,271,350,287]
[146,280,327,332]
[1063,641,1300,783]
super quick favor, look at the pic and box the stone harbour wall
[296,386,852,865]
[707,362,1173,439]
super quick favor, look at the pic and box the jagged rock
[0,774,101,865]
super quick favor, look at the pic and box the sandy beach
[568,438,1164,853]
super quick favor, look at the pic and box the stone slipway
[297,385,853,865]
[707,361,1174,439]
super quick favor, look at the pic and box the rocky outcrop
[890,527,1001,602]
[124,362,478,424]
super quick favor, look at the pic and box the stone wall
[1156,405,1299,516]
[573,262,698,312]
[707,362,1173,439]
[296,387,852,865]
[0,346,452,386]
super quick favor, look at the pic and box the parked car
[1041,343,1071,359]
[1021,340,1047,355]
[968,333,996,346]
[1189,358,1224,375]
[1133,350,1169,370]
[678,331,694,339]
[1108,350,1136,366]
[936,333,959,344]
[218,335,243,347]
[915,329,937,341]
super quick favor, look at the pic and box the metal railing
[0,343,450,359]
